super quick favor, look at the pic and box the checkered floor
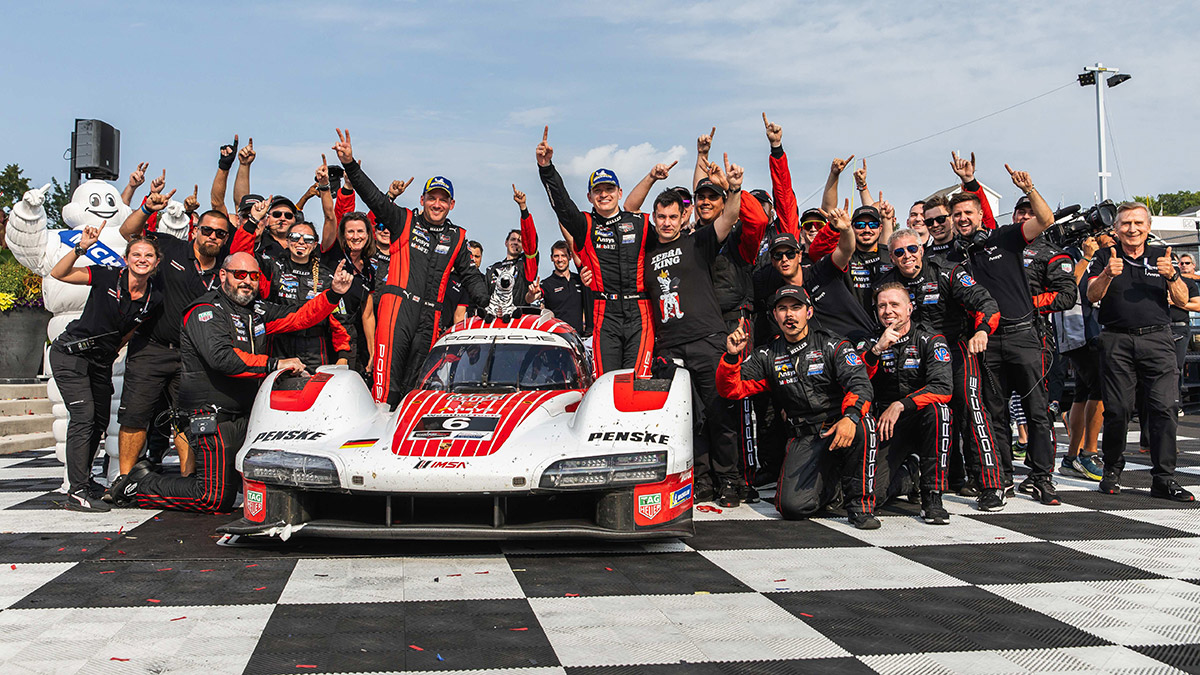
[1,423,1199,674]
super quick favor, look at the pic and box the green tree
[0,164,32,211]
[44,178,72,230]
[1133,190,1200,216]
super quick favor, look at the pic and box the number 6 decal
[442,417,471,430]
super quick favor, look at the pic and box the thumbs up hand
[1105,247,1124,278]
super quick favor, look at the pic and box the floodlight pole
[1081,62,1125,202]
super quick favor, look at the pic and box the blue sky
[5,1,1198,258]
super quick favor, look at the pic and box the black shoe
[903,455,921,504]
[956,481,980,498]
[976,488,1006,512]
[920,491,949,525]
[1150,480,1195,503]
[105,473,140,506]
[717,480,741,508]
[65,487,111,512]
[1099,467,1122,495]
[694,482,716,503]
[737,483,761,504]
[848,511,881,530]
[1030,477,1061,506]
[1017,476,1035,495]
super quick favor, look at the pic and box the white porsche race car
[218,313,695,541]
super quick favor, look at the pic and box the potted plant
[0,251,51,378]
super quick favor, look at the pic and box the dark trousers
[591,298,653,376]
[48,348,114,493]
[877,403,952,502]
[135,416,247,513]
[1100,329,1179,483]
[948,341,1004,489]
[776,417,876,520]
[657,334,737,488]
[982,328,1053,481]
[723,313,758,485]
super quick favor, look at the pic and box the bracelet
[1168,270,1181,282]
[1081,257,1093,263]
[1024,187,1036,195]
[728,187,742,194]
[317,184,331,192]
[140,203,152,215]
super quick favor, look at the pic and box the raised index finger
[667,160,678,170]
[762,112,769,126]
[165,188,177,200]
[542,125,549,142]
[1005,163,1015,175]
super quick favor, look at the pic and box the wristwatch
[73,244,86,257]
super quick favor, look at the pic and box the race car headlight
[243,449,340,488]
[539,452,667,489]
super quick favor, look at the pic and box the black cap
[1014,195,1032,210]
[800,208,826,224]
[769,232,800,252]
[269,195,298,214]
[770,284,811,307]
[694,178,726,198]
[851,205,881,222]
[237,193,265,214]
[749,189,772,206]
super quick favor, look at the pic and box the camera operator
[49,225,162,512]
[1086,203,1195,502]
[130,253,353,513]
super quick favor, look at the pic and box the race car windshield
[418,341,584,392]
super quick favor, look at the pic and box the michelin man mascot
[5,180,135,487]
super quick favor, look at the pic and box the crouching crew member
[717,285,880,529]
[865,283,954,524]
[130,253,353,513]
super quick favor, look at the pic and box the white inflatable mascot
[4,180,134,488]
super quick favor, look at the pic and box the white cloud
[562,143,688,186]
[507,106,559,127]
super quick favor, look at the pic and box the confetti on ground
[437,654,444,661]
[253,586,266,591]
[99,571,114,575]
[245,563,258,568]
[199,569,213,572]
[564,593,580,597]
[156,568,172,572]
[446,573,461,577]
[695,591,711,595]
[604,567,613,571]
[510,627,528,631]
[773,579,786,582]
[799,612,813,617]
[296,665,316,669]
[409,644,424,651]
[146,599,160,603]
[170,616,186,621]
[9,565,15,570]
[110,657,130,662]
[474,570,489,575]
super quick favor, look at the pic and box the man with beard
[332,128,488,405]
[718,285,879,528]
[130,252,352,513]
[873,228,1004,509]
[484,186,541,317]
[110,190,234,505]
[866,283,953,524]
[845,203,896,312]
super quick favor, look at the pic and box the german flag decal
[339,439,377,449]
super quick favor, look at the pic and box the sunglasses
[923,214,950,227]
[771,249,799,261]
[892,244,921,257]
[801,220,824,230]
[853,220,881,230]
[271,210,296,220]
[226,269,260,281]
[375,223,389,232]
[198,225,230,239]
[287,233,318,244]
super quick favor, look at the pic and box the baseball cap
[268,195,298,214]
[800,208,826,224]
[851,205,881,222]
[769,232,800,252]
[588,168,619,191]
[669,185,692,205]
[694,178,726,198]
[1014,195,1032,210]
[749,189,772,206]
[237,193,265,215]
[422,176,454,199]
[770,284,812,307]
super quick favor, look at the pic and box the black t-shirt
[542,272,590,336]
[442,272,464,329]
[140,234,221,346]
[1086,245,1176,329]
[952,224,1035,324]
[805,254,877,348]
[1170,277,1199,323]
[59,266,162,358]
[320,245,373,332]
[645,227,726,349]
[266,256,325,306]
[847,247,893,312]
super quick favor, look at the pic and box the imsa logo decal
[414,460,467,469]
[638,493,662,520]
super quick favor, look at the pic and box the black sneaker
[956,481,980,498]
[716,480,741,508]
[920,492,949,525]
[694,481,716,503]
[903,455,921,505]
[65,487,111,512]
[976,488,1006,512]
[847,511,881,530]
[1030,477,1061,506]
[105,473,140,506]
[1017,476,1035,495]
[1099,468,1122,495]
[737,483,761,504]
[1150,480,1195,503]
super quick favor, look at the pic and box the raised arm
[764,113,799,237]
[313,155,339,252]
[233,137,255,207]
[822,154,854,212]
[119,185,174,240]
[513,185,540,283]
[705,154,743,243]
[951,151,996,230]
[121,162,148,207]
[333,128,409,236]
[716,323,769,399]
[876,195,895,253]
[1007,165,1053,242]
[852,159,875,207]
[211,136,237,214]
[535,126,588,243]
[623,161,677,213]
[693,127,715,191]
[50,223,107,285]
[828,200,855,270]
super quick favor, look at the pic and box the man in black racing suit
[717,285,880,529]
[132,252,352,513]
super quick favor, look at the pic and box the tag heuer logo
[245,490,264,517]
[637,493,662,520]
